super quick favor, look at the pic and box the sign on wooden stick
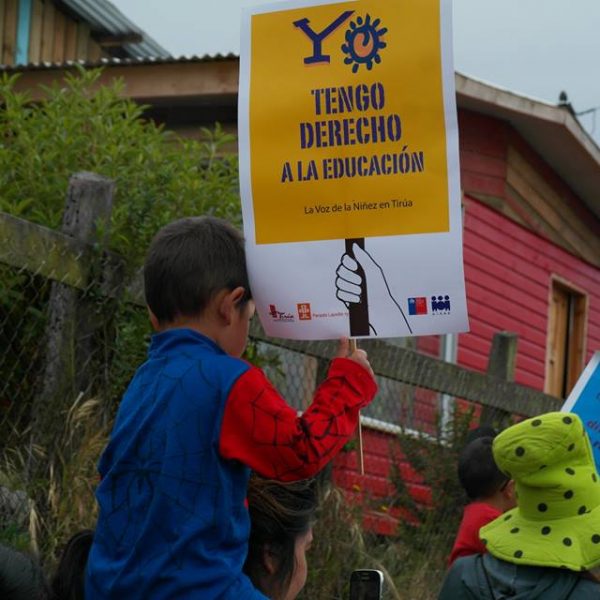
[239,0,468,340]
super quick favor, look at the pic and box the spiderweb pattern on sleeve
[220,359,376,482]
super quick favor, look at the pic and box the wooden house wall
[459,109,509,200]
[458,109,600,268]
[1,0,105,66]
[333,110,600,533]
[370,107,600,437]
[458,108,600,391]
[334,193,600,532]
[460,196,600,390]
[0,0,19,64]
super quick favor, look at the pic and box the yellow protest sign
[248,0,449,245]
[239,0,468,342]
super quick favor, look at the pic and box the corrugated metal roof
[61,0,170,58]
[3,53,236,71]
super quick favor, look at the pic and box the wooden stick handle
[357,413,365,476]
[349,338,365,475]
[345,239,370,337]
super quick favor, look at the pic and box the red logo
[415,297,427,315]
[297,303,312,320]
[268,304,295,322]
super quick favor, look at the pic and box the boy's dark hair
[144,216,251,324]
[458,436,508,500]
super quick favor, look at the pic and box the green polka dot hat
[480,412,600,572]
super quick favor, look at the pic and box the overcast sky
[111,0,600,144]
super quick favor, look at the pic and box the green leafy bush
[0,67,245,558]
[0,66,243,433]
[0,67,240,264]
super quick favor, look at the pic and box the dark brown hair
[143,216,251,324]
[244,476,319,598]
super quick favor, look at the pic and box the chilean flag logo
[408,297,427,315]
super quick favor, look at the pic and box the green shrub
[0,66,245,558]
[0,66,243,434]
[0,67,240,263]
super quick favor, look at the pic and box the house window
[545,278,588,398]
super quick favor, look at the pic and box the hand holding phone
[349,569,383,600]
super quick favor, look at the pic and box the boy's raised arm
[219,341,377,481]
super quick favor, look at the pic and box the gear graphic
[341,14,387,73]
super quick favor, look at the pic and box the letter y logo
[293,10,354,64]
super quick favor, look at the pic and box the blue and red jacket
[86,328,376,599]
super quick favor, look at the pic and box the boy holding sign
[85,216,377,599]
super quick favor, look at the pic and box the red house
[458,75,599,391]
[335,72,600,531]
[7,54,600,529]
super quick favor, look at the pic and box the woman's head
[244,476,319,600]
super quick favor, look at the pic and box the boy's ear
[147,307,161,331]
[217,287,247,324]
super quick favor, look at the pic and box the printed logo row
[269,295,451,322]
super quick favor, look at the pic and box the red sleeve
[219,357,377,481]
[448,503,502,566]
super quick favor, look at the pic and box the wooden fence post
[480,331,518,427]
[30,172,114,461]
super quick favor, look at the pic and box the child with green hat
[438,412,600,599]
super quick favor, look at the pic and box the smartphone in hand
[349,569,383,600]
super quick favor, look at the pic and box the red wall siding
[458,109,508,198]
[460,196,600,390]
[416,335,441,357]
[333,110,600,533]
[413,336,442,434]
[333,428,430,534]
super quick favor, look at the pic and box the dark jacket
[0,543,47,600]
[438,553,600,600]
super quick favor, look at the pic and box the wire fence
[0,174,562,598]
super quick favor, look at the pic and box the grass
[300,484,451,600]
[0,396,456,598]
[0,394,109,566]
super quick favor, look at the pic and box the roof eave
[61,0,170,58]
[456,72,600,219]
